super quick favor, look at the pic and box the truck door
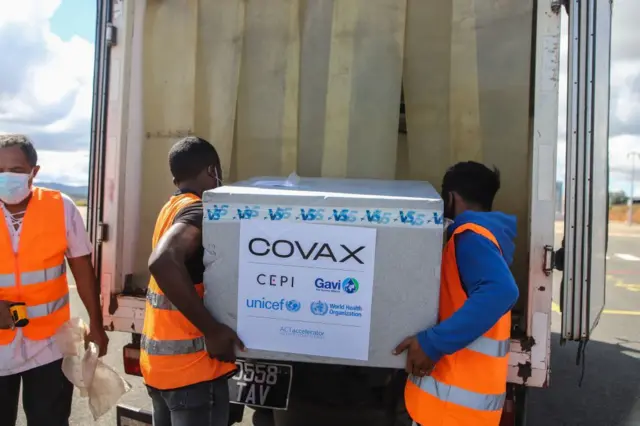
[87,0,113,276]
[561,0,612,342]
[88,0,149,333]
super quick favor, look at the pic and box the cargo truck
[88,0,612,425]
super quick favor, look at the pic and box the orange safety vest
[0,187,70,344]
[405,223,511,426]
[140,192,236,390]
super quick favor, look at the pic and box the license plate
[229,360,293,410]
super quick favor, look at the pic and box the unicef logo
[310,301,329,316]
[286,300,301,313]
[342,277,360,294]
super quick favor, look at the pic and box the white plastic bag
[54,318,132,420]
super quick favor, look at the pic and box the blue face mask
[0,172,32,205]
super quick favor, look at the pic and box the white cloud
[0,0,61,23]
[0,0,93,186]
[36,150,90,186]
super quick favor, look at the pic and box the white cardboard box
[202,176,443,368]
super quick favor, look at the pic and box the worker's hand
[0,301,15,330]
[205,323,246,364]
[87,323,110,357]
[393,335,435,377]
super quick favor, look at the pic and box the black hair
[441,161,501,211]
[168,136,220,183]
[0,134,38,167]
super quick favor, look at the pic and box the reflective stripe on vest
[27,293,70,318]
[146,290,178,311]
[409,373,506,412]
[467,335,509,358]
[0,263,66,288]
[141,334,205,356]
[146,282,205,311]
[404,222,512,426]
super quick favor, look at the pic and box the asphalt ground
[14,218,640,426]
[527,223,640,426]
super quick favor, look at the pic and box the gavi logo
[315,277,360,294]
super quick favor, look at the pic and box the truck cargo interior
[95,0,536,330]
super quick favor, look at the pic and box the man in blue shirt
[395,161,519,378]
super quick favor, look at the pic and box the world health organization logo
[342,277,360,294]
[286,300,301,313]
[310,301,329,316]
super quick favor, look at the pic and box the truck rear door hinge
[543,245,555,276]
[106,22,117,47]
[97,223,109,243]
[551,0,569,14]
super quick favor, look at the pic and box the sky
[0,0,639,193]
[557,0,640,196]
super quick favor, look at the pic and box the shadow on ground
[528,333,640,426]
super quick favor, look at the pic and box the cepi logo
[245,297,301,313]
[315,277,360,294]
[310,301,329,316]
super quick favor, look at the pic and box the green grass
[75,199,87,207]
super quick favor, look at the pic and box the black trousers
[0,359,73,426]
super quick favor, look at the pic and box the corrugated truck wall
[137,0,534,318]
[402,0,534,316]
[136,0,200,287]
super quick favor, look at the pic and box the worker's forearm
[417,300,495,363]
[150,259,221,336]
[418,279,518,362]
[78,287,103,326]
